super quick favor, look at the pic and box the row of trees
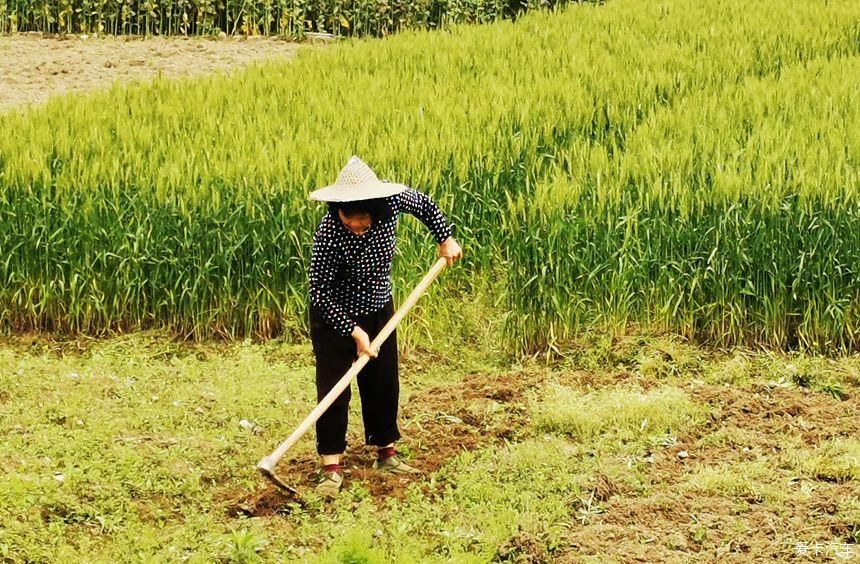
[0,0,570,37]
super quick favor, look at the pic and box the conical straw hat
[309,156,407,202]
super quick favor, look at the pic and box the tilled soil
[0,34,301,113]
[226,370,545,517]
[223,366,859,562]
[560,382,860,562]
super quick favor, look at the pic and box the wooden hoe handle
[257,257,448,475]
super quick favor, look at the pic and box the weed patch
[534,385,708,448]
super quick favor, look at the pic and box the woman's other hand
[438,237,463,267]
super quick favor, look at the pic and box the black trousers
[310,299,401,455]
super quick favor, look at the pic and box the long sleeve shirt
[309,188,454,336]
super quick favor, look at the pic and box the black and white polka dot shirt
[309,188,454,336]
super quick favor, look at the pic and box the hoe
[256,257,449,496]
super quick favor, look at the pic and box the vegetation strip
[0,0,582,38]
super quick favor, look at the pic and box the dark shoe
[372,455,423,475]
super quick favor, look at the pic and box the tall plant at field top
[0,0,565,37]
[0,0,859,352]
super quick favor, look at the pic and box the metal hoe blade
[257,464,302,499]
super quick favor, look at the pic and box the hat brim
[309,181,408,202]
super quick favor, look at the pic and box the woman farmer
[308,156,463,497]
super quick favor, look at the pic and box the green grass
[533,384,708,447]
[634,338,703,380]
[793,439,860,484]
[683,461,787,503]
[0,335,316,561]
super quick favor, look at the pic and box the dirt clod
[226,489,301,517]
[495,531,550,564]
[590,472,621,502]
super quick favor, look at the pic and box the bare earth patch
[225,365,860,563]
[0,34,302,113]
[225,370,544,516]
[560,381,860,562]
